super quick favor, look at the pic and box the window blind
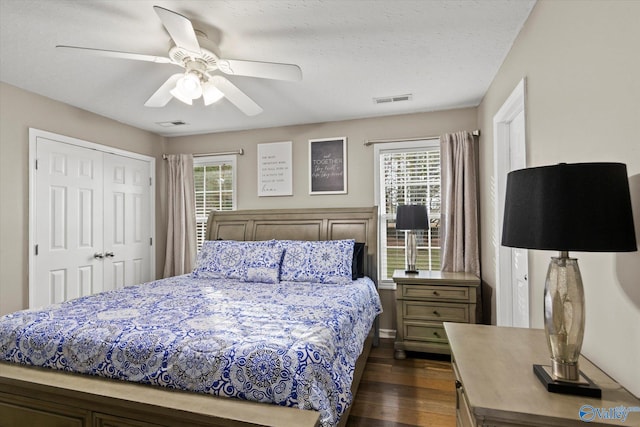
[194,162,234,251]
[379,148,441,279]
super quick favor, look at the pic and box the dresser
[392,270,480,359]
[445,323,640,427]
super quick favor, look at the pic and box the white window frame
[193,155,237,250]
[374,139,440,290]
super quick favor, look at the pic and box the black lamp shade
[396,205,429,230]
[501,162,637,252]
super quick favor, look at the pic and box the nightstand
[392,269,480,359]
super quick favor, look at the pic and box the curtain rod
[162,149,244,160]
[363,129,480,146]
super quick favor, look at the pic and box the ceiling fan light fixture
[176,72,202,99]
[202,81,224,106]
[170,86,193,105]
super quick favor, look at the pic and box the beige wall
[478,0,640,396]
[0,82,165,315]
[165,108,477,210]
[165,108,478,331]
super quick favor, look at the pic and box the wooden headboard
[206,206,378,282]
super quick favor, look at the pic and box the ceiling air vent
[156,120,188,127]
[374,94,413,105]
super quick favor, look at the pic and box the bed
[0,207,380,427]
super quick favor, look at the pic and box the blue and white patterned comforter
[0,275,382,426]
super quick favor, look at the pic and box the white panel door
[508,110,529,328]
[103,153,152,290]
[33,138,104,308]
[494,78,529,327]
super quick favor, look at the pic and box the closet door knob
[94,253,104,259]
[105,252,115,258]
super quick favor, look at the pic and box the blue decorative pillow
[193,240,274,279]
[243,246,284,284]
[276,239,355,284]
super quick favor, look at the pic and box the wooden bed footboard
[0,360,322,427]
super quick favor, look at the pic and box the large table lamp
[396,204,429,274]
[501,162,636,397]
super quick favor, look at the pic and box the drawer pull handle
[433,331,440,338]
[432,291,439,296]
[433,310,440,316]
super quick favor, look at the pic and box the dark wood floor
[345,339,456,427]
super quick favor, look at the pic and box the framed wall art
[309,137,347,195]
[258,141,292,196]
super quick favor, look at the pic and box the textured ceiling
[0,0,535,137]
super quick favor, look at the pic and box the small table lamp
[396,204,429,274]
[501,162,637,397]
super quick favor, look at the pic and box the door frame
[28,128,156,307]
[493,78,529,327]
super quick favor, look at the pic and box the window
[375,140,441,285]
[194,155,237,251]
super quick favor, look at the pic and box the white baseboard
[379,328,396,339]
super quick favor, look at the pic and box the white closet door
[103,153,152,290]
[33,138,104,308]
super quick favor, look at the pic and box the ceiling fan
[56,6,302,116]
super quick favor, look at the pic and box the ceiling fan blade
[56,45,172,64]
[144,74,183,107]
[153,6,201,54]
[210,75,263,116]
[217,59,302,81]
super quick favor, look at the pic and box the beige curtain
[163,154,197,278]
[440,131,480,276]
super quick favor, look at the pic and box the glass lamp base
[544,252,585,382]
[405,231,418,274]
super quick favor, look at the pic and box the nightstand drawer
[403,301,469,322]
[402,284,470,302]
[404,321,448,343]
